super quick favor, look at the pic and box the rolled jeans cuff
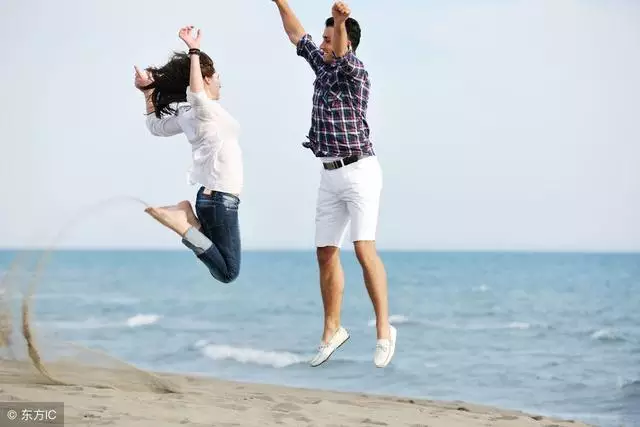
[181,227,213,255]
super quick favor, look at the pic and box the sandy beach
[0,359,592,427]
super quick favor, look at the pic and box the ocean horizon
[1,249,638,427]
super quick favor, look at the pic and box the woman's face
[205,72,221,99]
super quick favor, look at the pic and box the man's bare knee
[354,241,378,268]
[317,246,340,269]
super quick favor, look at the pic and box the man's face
[319,26,335,63]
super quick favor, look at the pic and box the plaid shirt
[296,34,374,158]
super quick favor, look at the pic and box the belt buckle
[328,159,343,170]
[323,159,340,170]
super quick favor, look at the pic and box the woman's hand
[134,65,153,91]
[134,65,155,114]
[178,26,201,49]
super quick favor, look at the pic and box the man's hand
[332,1,350,24]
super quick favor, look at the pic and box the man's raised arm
[272,0,306,45]
[330,2,366,79]
[331,2,350,57]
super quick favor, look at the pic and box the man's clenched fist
[332,2,350,23]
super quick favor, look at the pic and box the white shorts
[315,155,383,248]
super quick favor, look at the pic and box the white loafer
[374,325,397,368]
[309,326,350,367]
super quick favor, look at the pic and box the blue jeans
[181,186,241,283]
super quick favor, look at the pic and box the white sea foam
[126,314,161,327]
[591,328,624,342]
[201,343,305,368]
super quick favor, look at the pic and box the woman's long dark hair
[142,51,215,118]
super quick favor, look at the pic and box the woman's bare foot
[144,200,201,237]
[176,200,201,230]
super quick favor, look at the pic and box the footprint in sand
[271,403,311,424]
[218,403,250,411]
[83,413,101,419]
[272,412,311,423]
[359,418,388,426]
[335,399,362,407]
[491,415,519,421]
[272,402,303,412]
[250,393,275,402]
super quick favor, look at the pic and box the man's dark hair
[325,17,361,53]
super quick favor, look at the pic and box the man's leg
[309,177,350,367]
[353,241,390,340]
[317,245,344,343]
[345,156,396,367]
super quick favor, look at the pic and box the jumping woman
[134,26,243,283]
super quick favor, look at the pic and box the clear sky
[1,0,639,251]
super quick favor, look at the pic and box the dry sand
[0,359,593,427]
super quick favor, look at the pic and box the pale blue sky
[1,0,639,251]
